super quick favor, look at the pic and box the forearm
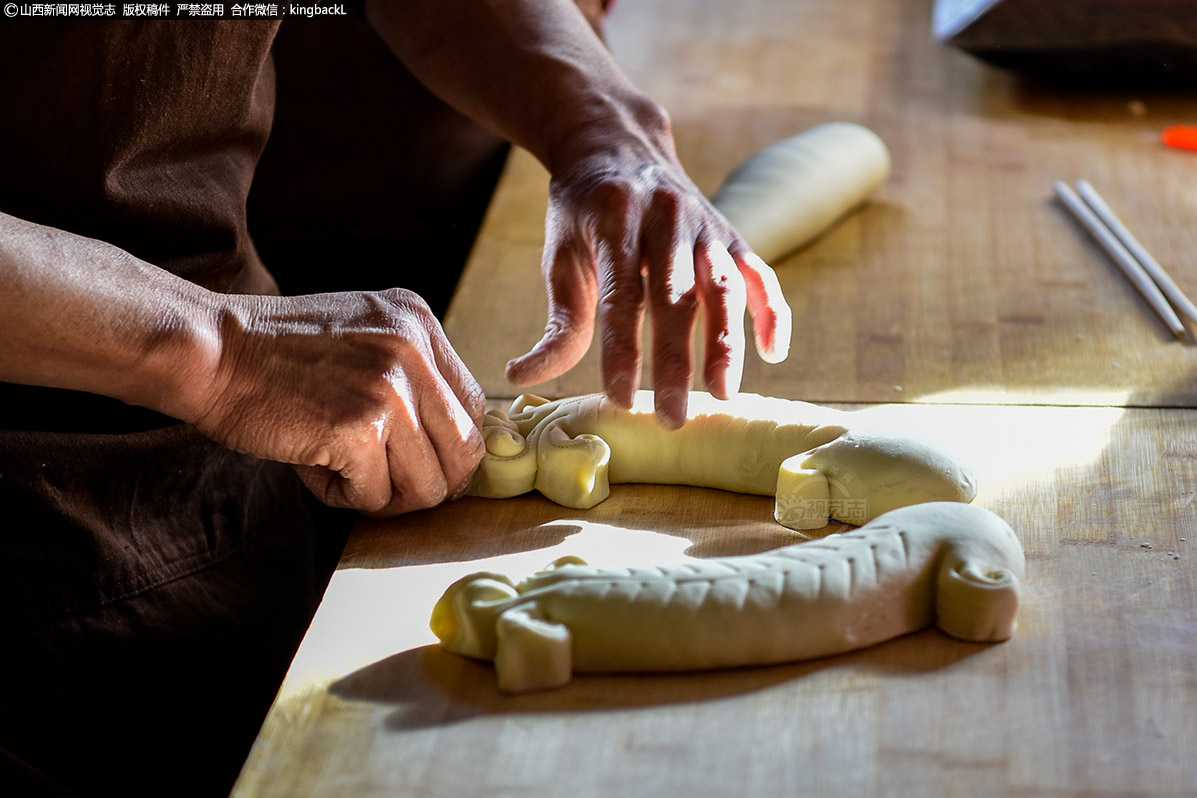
[366,0,792,425]
[0,212,485,515]
[0,211,221,421]
[364,0,670,174]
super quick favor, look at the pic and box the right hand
[504,103,792,429]
[192,288,486,517]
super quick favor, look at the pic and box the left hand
[505,102,792,428]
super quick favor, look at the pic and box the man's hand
[505,104,792,428]
[364,0,792,430]
[0,211,484,517]
[194,289,486,517]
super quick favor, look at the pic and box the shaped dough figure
[710,122,891,263]
[432,502,1025,693]
[468,391,977,531]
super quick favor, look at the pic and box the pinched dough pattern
[432,502,1025,693]
[468,391,977,530]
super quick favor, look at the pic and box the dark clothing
[0,427,346,797]
[0,21,346,798]
[248,15,509,316]
[0,14,519,797]
[0,20,280,294]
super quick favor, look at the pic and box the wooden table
[233,0,1197,795]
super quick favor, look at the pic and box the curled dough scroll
[468,391,978,531]
[432,502,1025,693]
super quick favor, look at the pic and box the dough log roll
[709,121,891,264]
[468,391,977,531]
[431,502,1025,694]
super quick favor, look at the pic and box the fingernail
[758,335,790,365]
[655,390,686,429]
[607,374,634,407]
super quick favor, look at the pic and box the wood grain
[234,1,1197,795]
[233,404,1196,798]
[445,0,1197,407]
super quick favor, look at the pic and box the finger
[377,288,486,434]
[596,210,646,408]
[294,425,393,514]
[413,366,486,503]
[426,314,487,431]
[729,247,792,364]
[375,389,452,517]
[695,239,747,399]
[643,200,698,428]
[505,241,598,386]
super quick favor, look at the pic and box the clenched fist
[193,288,485,517]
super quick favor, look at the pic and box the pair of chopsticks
[1054,180,1197,339]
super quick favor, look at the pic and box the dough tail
[934,558,1021,642]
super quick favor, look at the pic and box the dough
[468,391,976,531]
[431,502,1025,693]
[710,122,891,263]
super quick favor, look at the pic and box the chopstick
[1054,181,1187,339]
[1074,180,1197,326]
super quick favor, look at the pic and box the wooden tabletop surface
[233,0,1197,795]
[449,0,1197,407]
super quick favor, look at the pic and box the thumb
[505,246,598,385]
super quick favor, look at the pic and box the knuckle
[632,97,672,139]
[357,488,391,515]
[722,230,751,259]
[648,187,681,224]
[379,287,436,324]
[590,176,636,214]
[409,479,449,512]
[387,470,449,517]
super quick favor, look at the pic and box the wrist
[542,92,675,177]
[119,276,228,425]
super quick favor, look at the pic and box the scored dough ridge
[431,502,1025,693]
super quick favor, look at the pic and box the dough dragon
[468,391,977,531]
[432,502,1025,693]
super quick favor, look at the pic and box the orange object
[1162,125,1197,152]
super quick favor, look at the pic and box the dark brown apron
[0,21,351,797]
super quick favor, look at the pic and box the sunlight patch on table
[277,522,693,698]
[850,394,1127,498]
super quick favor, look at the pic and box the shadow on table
[329,628,993,732]
[343,489,840,569]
